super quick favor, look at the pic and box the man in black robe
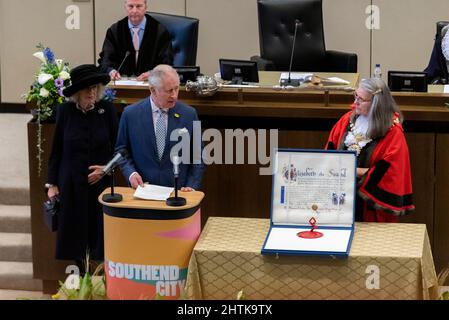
[98,0,174,81]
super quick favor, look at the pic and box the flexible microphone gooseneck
[102,149,128,203]
[116,51,131,75]
[280,20,302,87]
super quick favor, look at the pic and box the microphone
[116,51,130,74]
[173,155,181,177]
[102,149,128,177]
[101,149,128,203]
[281,19,301,87]
[166,154,186,207]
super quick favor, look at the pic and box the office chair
[148,12,199,66]
[424,21,449,84]
[251,0,357,72]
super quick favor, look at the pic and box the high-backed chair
[251,0,357,72]
[148,12,199,66]
[424,21,449,84]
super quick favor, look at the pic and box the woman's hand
[88,165,105,185]
[47,186,59,199]
[357,167,369,178]
[180,187,195,192]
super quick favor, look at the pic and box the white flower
[39,88,50,98]
[56,59,64,71]
[38,73,53,85]
[33,51,46,64]
[59,70,70,80]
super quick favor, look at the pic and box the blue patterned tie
[155,109,167,160]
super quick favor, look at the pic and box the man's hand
[180,187,195,192]
[110,70,121,80]
[130,173,144,189]
[88,165,104,185]
[136,71,150,81]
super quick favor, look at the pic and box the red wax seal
[297,217,323,239]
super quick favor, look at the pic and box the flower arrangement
[24,43,71,122]
[23,44,71,177]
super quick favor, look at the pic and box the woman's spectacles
[353,93,371,103]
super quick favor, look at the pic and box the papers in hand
[133,184,174,201]
[114,80,147,86]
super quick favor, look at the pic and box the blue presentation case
[261,148,357,257]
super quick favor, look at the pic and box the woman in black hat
[46,64,118,267]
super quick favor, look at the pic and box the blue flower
[103,87,116,102]
[43,47,55,64]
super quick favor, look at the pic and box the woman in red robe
[326,78,414,222]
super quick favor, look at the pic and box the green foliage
[236,290,246,300]
[442,291,449,300]
[53,252,106,300]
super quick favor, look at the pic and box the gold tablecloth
[186,217,439,300]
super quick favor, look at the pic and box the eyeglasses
[353,93,371,103]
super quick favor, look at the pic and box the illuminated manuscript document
[262,149,356,256]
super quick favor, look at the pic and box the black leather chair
[424,21,449,84]
[148,12,199,66]
[251,0,357,72]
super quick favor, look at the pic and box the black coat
[424,32,449,83]
[98,14,174,77]
[48,101,118,260]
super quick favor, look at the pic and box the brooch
[98,108,105,114]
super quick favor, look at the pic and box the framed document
[262,149,357,257]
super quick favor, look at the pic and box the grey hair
[351,78,403,139]
[125,0,147,4]
[148,64,180,89]
[69,84,106,104]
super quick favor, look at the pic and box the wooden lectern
[99,187,204,300]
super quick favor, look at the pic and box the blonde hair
[69,84,106,104]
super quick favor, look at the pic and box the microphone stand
[281,20,301,87]
[102,168,123,203]
[113,51,130,85]
[166,173,186,207]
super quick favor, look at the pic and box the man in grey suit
[115,64,204,191]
